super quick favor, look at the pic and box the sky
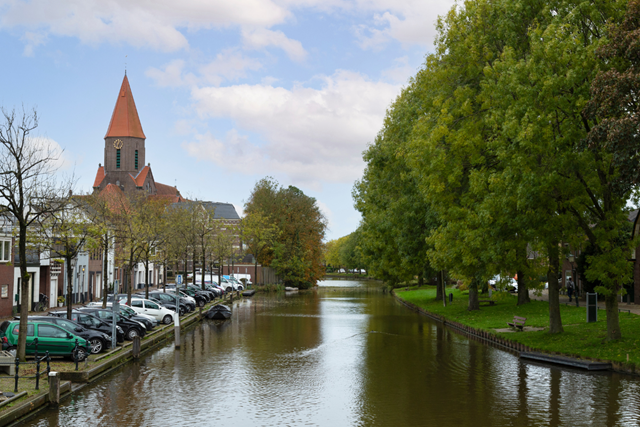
[0,0,454,240]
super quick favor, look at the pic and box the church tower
[103,75,146,185]
[93,74,184,202]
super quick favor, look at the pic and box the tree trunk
[468,276,480,311]
[201,252,206,291]
[516,269,530,306]
[547,242,564,334]
[418,273,424,288]
[17,224,29,361]
[102,236,109,308]
[163,262,167,292]
[126,262,132,306]
[605,290,622,340]
[192,249,197,285]
[144,259,150,299]
[435,270,443,301]
[66,258,74,320]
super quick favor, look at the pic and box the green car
[0,320,90,361]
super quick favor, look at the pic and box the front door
[50,277,58,308]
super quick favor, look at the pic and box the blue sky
[0,0,453,240]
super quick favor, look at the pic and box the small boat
[285,287,299,292]
[242,290,256,297]
[205,304,232,320]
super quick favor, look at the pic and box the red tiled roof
[105,75,146,139]
[132,166,150,187]
[93,166,106,188]
[155,182,178,196]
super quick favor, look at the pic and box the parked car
[162,288,197,309]
[0,320,90,360]
[185,284,215,301]
[143,291,189,315]
[85,302,157,330]
[73,308,146,341]
[48,310,125,343]
[222,276,243,292]
[165,285,206,307]
[125,298,175,325]
[26,315,110,354]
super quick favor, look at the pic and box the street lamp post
[81,266,86,303]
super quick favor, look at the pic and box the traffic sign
[176,274,183,285]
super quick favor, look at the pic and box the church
[92,74,184,202]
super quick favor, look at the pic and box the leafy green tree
[241,210,279,285]
[0,107,73,361]
[245,178,327,288]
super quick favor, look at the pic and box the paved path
[528,289,640,315]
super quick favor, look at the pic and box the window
[38,324,68,338]
[146,301,159,310]
[57,319,78,331]
[135,150,138,169]
[131,300,143,308]
[116,149,121,169]
[0,240,11,262]
[12,324,34,336]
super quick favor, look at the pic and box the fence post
[14,358,19,393]
[132,336,141,359]
[46,352,50,382]
[74,339,79,371]
[48,372,60,406]
[35,354,41,390]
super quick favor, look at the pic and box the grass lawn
[397,286,640,368]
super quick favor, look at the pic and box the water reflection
[27,284,640,427]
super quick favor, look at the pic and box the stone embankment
[0,292,241,427]
[392,291,640,376]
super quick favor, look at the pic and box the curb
[391,290,640,376]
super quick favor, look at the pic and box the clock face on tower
[113,139,124,149]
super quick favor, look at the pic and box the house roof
[202,202,240,219]
[93,166,106,188]
[131,165,150,187]
[152,182,185,203]
[105,75,146,139]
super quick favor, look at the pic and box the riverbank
[394,286,640,375]
[0,293,238,427]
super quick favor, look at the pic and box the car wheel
[6,346,16,358]
[226,287,232,293]
[74,347,88,361]
[163,314,173,325]
[198,299,205,308]
[126,328,140,340]
[89,338,104,354]
[238,286,243,291]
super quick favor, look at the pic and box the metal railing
[12,338,51,392]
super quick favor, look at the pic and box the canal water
[26,280,640,426]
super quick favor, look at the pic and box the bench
[479,300,495,306]
[507,316,527,331]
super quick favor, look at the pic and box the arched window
[135,150,138,169]
[116,149,121,169]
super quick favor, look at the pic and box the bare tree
[0,107,73,360]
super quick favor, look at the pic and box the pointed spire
[105,75,146,139]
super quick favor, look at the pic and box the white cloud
[382,56,414,83]
[146,51,262,87]
[352,0,455,49]
[199,49,263,85]
[186,70,400,186]
[0,0,289,52]
[29,137,74,171]
[146,59,197,87]
[241,28,307,62]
